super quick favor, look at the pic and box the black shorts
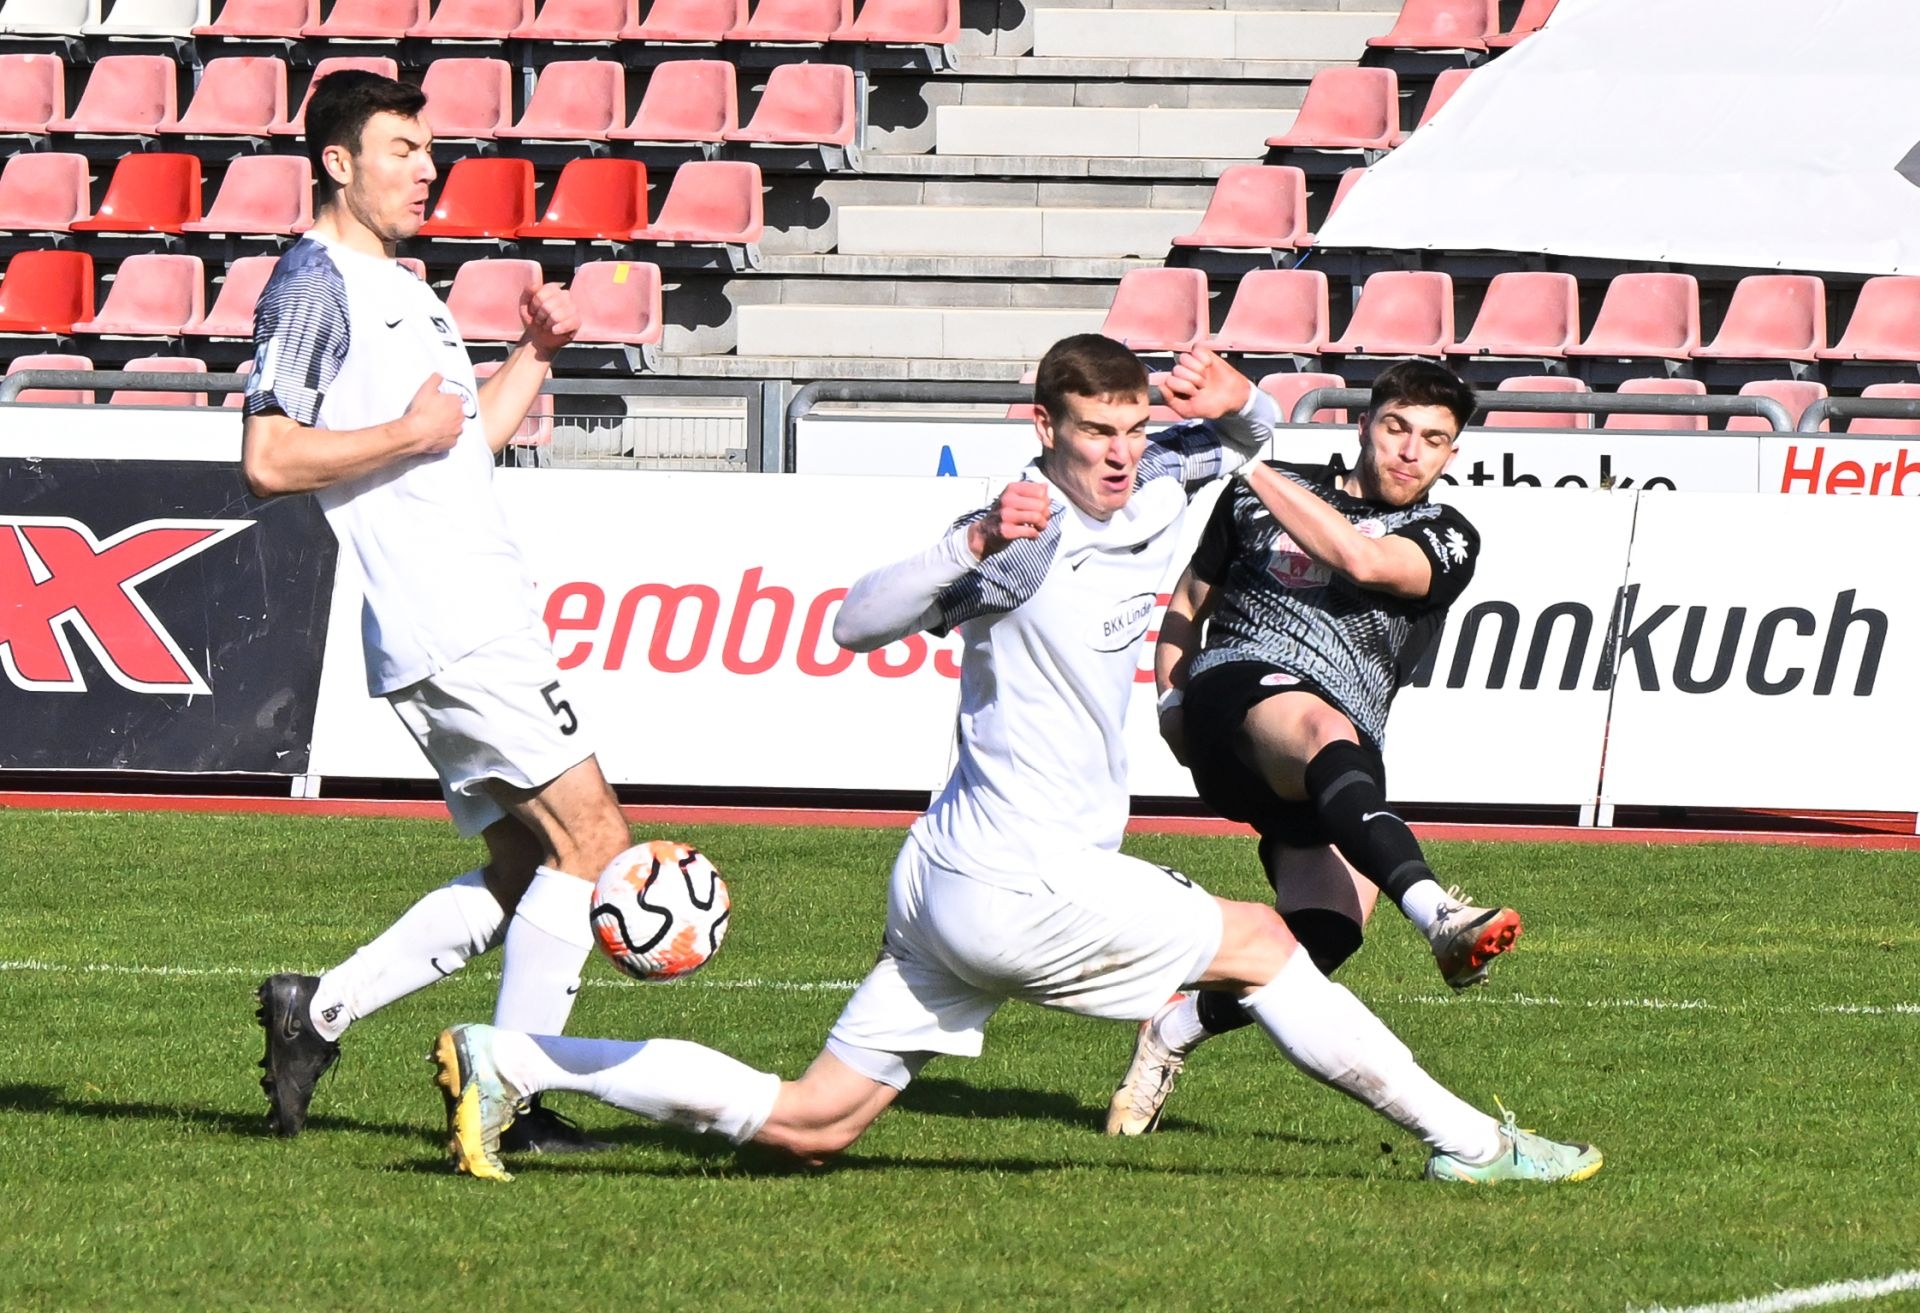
[1182,660,1384,852]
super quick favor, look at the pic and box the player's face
[1354,402,1460,506]
[1035,391,1151,520]
[329,112,437,248]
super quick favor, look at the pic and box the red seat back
[0,54,64,133]
[1697,274,1827,360]
[637,160,763,243]
[446,259,544,342]
[187,254,278,337]
[420,58,513,139]
[0,249,95,333]
[1569,272,1700,358]
[1206,268,1329,354]
[71,153,202,233]
[1820,276,1920,362]
[1099,267,1209,352]
[1172,165,1307,251]
[1268,67,1397,150]
[1329,270,1453,356]
[1450,271,1578,358]
[1602,377,1707,431]
[419,157,535,238]
[619,60,737,141]
[1728,379,1828,433]
[112,355,208,407]
[1485,374,1588,429]
[1258,370,1348,424]
[729,62,854,144]
[6,351,93,405]
[521,158,649,239]
[1366,0,1495,49]
[76,252,205,335]
[0,153,90,232]
[56,54,177,134]
[171,56,286,134]
[572,259,663,346]
[185,155,311,235]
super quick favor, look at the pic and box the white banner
[796,418,1762,492]
[1600,495,1920,810]
[1320,0,1920,275]
[1760,436,1920,497]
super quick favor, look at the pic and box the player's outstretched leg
[1424,1106,1603,1183]
[1426,891,1522,992]
[256,973,341,1137]
[432,1024,521,1181]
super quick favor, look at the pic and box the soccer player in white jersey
[427,335,1602,1186]
[242,71,629,1152]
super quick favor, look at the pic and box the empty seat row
[0,53,856,149]
[0,248,663,347]
[1101,267,1920,366]
[0,151,762,246]
[191,0,951,43]
[5,351,217,405]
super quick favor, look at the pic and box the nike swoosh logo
[1361,811,1401,824]
[429,956,453,977]
[565,983,581,996]
[384,317,403,328]
[1071,557,1087,571]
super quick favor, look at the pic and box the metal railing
[1798,395,1920,433]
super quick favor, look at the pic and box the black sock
[1191,908,1363,1037]
[1195,988,1251,1035]
[1301,740,1433,910]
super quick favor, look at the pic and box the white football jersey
[912,404,1273,874]
[245,234,535,695]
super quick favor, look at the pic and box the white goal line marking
[0,959,1915,1015]
[1636,1270,1920,1313]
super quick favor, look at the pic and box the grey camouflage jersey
[1187,462,1479,748]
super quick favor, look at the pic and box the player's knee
[1211,900,1299,985]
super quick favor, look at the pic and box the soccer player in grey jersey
[429,339,1601,1187]
[1109,361,1523,1137]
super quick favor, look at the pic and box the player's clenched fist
[969,480,1052,559]
[402,373,466,454]
[1160,346,1252,421]
[521,282,581,359]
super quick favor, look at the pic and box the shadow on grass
[0,1081,439,1145]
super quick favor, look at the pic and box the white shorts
[387,626,597,838]
[826,832,1224,1085]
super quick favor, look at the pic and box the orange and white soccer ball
[591,841,731,982]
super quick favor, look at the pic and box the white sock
[490,1031,781,1144]
[1153,993,1210,1055]
[1400,879,1451,936]
[308,870,505,1042]
[494,866,596,1034]
[1240,951,1501,1162]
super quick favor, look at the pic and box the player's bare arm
[1154,565,1214,766]
[475,283,580,454]
[241,373,465,497]
[1240,462,1436,599]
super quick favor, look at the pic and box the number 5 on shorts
[541,680,579,736]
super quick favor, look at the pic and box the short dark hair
[305,70,428,201]
[1367,359,1476,435]
[1033,334,1149,425]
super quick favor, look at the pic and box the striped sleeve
[931,504,1065,634]
[244,244,351,427]
[1134,387,1280,495]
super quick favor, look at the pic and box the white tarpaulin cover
[1317,0,1920,274]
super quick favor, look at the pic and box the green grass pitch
[2,808,1918,1312]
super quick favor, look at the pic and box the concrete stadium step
[737,305,1109,360]
[836,205,1204,258]
[1032,7,1395,59]
[934,106,1290,158]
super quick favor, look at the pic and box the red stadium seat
[1258,370,1347,424]
[1851,383,1920,436]
[1171,165,1309,252]
[73,253,204,336]
[6,352,93,404]
[111,355,207,406]
[1099,268,1208,353]
[407,0,528,36]
[419,58,513,140]
[303,0,421,37]
[1728,379,1828,433]
[0,54,65,134]
[0,249,94,333]
[613,59,737,142]
[571,259,664,347]
[840,0,954,44]
[498,59,624,141]
[0,153,91,233]
[1484,374,1587,429]
[1449,271,1578,359]
[621,0,741,40]
[472,358,552,444]
[1393,66,1471,145]
[1486,0,1557,48]
[1695,275,1827,361]
[1818,276,1920,363]
[518,158,647,241]
[195,0,313,36]
[631,160,763,243]
[724,63,855,146]
[184,253,276,337]
[70,154,202,234]
[1365,0,1494,51]
[161,56,286,136]
[1301,167,1366,247]
[1203,268,1329,355]
[1601,377,1706,431]
[223,355,252,408]
[727,0,847,41]
[183,155,311,236]
[511,0,633,40]
[445,258,543,342]
[1326,270,1453,356]
[274,58,401,135]
[1266,67,1397,151]
[49,55,176,136]
[1565,272,1700,360]
[417,156,535,239]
